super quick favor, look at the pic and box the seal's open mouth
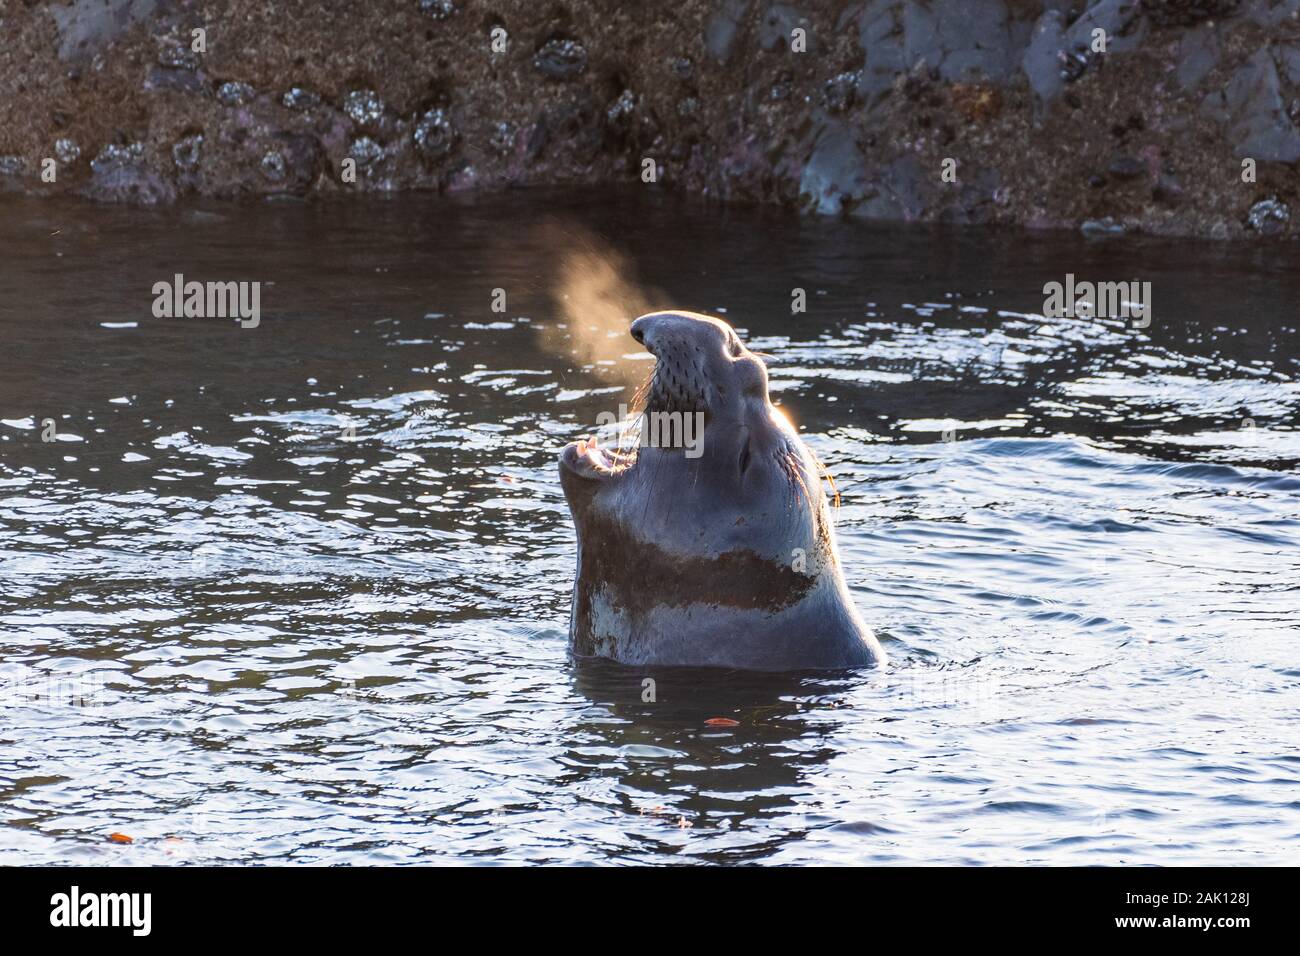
[561,310,724,484]
[561,352,705,481]
[560,434,636,481]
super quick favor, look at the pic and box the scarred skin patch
[573,508,816,625]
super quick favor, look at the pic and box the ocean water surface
[0,190,1297,864]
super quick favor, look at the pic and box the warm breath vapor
[539,224,666,389]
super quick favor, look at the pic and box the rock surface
[1,0,1299,238]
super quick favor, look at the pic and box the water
[1,191,1297,865]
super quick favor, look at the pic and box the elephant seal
[558,310,884,671]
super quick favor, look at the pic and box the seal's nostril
[631,326,644,345]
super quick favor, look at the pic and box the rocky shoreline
[2,0,1298,239]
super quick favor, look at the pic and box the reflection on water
[0,190,1297,864]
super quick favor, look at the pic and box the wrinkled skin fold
[559,310,884,671]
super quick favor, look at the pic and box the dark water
[1,190,1297,864]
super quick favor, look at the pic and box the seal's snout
[629,311,709,355]
[629,313,669,358]
[629,310,770,423]
[629,310,741,360]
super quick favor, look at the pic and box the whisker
[783,450,814,517]
[806,446,841,510]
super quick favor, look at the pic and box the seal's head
[559,310,883,671]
